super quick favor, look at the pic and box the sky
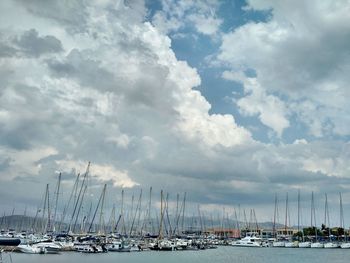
[1,0,350,228]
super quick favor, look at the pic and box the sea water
[6,246,350,263]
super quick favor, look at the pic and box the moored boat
[298,241,311,248]
[285,241,298,248]
[324,242,339,248]
[310,242,324,248]
[231,235,262,247]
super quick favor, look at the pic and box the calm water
[4,246,350,263]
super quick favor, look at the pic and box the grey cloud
[0,42,17,57]
[0,157,11,172]
[1,0,350,222]
[47,49,116,91]
[14,29,63,57]
[15,0,88,33]
[218,0,350,138]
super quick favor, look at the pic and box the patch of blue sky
[145,0,277,143]
[218,0,272,33]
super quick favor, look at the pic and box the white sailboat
[338,193,350,249]
[272,194,285,247]
[297,190,311,248]
[323,194,339,248]
[310,192,324,248]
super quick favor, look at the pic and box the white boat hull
[298,242,311,248]
[231,241,261,247]
[272,241,285,247]
[17,244,46,254]
[340,242,350,249]
[310,242,324,248]
[285,241,298,248]
[324,242,339,248]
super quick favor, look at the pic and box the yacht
[231,235,262,247]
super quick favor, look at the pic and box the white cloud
[1,0,350,219]
[55,159,138,188]
[152,0,222,37]
[218,0,350,138]
[223,71,289,137]
[0,146,58,180]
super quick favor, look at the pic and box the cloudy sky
[1,0,350,227]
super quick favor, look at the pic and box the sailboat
[310,192,323,248]
[338,192,350,249]
[284,193,298,248]
[298,190,311,248]
[272,194,286,247]
[323,194,339,248]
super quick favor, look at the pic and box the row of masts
[2,163,348,238]
[272,191,347,239]
[1,175,259,238]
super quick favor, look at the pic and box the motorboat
[75,243,105,253]
[35,241,62,254]
[107,241,131,252]
[17,244,46,254]
[231,235,262,247]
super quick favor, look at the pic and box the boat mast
[284,192,288,237]
[324,193,331,239]
[181,192,186,235]
[120,189,126,236]
[41,184,50,234]
[18,206,27,232]
[72,185,87,233]
[108,204,116,234]
[53,172,61,232]
[58,172,80,232]
[88,184,106,233]
[98,184,107,235]
[68,162,90,233]
[273,193,277,239]
[158,190,164,239]
[148,187,153,235]
[127,193,134,235]
[340,192,345,241]
[297,190,300,233]
[130,189,142,237]
[311,191,318,241]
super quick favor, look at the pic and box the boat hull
[310,242,324,248]
[298,242,311,248]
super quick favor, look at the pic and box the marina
[2,165,350,263]
[3,246,350,263]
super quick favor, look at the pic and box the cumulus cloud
[0,0,350,221]
[223,71,289,137]
[152,0,222,37]
[0,0,251,210]
[14,29,63,57]
[218,0,350,138]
